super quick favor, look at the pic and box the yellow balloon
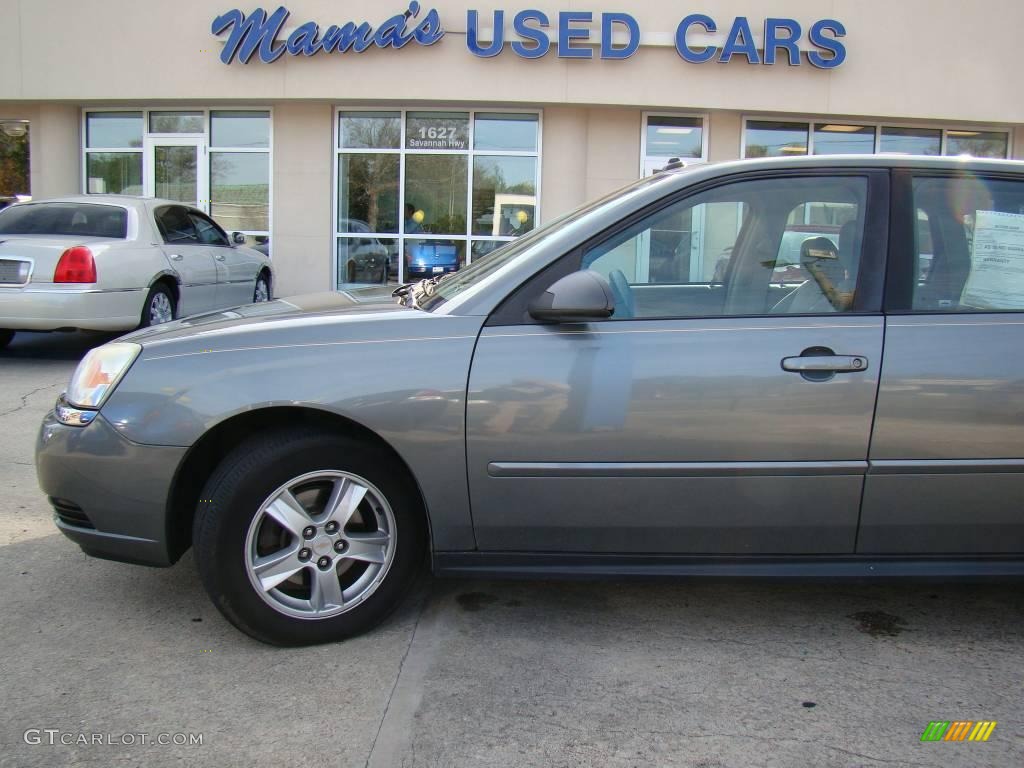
[516,210,528,224]
[412,210,425,224]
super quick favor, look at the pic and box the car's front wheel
[193,429,426,645]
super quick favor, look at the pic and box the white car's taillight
[54,246,96,283]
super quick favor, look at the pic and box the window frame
[741,116,1013,159]
[332,106,543,287]
[885,168,1024,315]
[640,112,709,176]
[488,168,890,326]
[81,107,273,243]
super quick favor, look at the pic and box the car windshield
[417,173,672,311]
[0,203,128,238]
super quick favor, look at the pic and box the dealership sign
[212,3,846,68]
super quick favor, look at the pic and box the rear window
[0,203,128,238]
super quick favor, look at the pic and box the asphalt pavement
[1,331,1022,767]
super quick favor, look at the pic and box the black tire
[193,428,426,646]
[139,283,177,328]
[0,329,13,349]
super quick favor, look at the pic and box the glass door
[144,136,208,212]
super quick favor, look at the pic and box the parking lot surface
[2,332,1022,767]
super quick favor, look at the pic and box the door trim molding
[487,460,868,478]
[869,459,1024,475]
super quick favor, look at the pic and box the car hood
[121,286,418,347]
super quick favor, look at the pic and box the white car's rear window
[0,203,127,239]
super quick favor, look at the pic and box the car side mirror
[528,270,615,323]
[232,232,246,245]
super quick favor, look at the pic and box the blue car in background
[406,240,460,279]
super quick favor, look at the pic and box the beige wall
[1,0,1022,125]
[270,102,334,296]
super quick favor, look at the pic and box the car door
[188,210,259,307]
[859,170,1024,554]
[466,170,888,554]
[154,205,219,316]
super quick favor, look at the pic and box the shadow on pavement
[1,330,120,362]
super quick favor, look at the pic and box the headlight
[66,342,141,409]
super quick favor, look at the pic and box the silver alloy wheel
[149,292,174,325]
[254,276,269,302]
[244,470,397,620]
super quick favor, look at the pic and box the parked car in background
[338,219,389,285]
[0,196,272,349]
[36,156,1024,647]
[405,239,461,279]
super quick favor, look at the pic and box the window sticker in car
[961,210,1024,310]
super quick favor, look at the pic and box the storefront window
[744,121,809,157]
[211,152,270,232]
[149,111,204,134]
[813,124,876,154]
[746,119,1008,159]
[472,156,536,236]
[945,130,1008,159]
[340,112,400,149]
[338,154,400,233]
[404,154,468,235]
[211,111,270,148]
[880,126,941,155]
[335,109,540,288]
[645,116,704,159]
[84,109,272,246]
[85,152,143,195]
[86,112,143,149]
[406,112,469,151]
[474,113,538,152]
[0,120,30,201]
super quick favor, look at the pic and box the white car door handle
[782,355,868,373]
[168,253,183,261]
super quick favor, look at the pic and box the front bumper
[36,409,188,566]
[0,284,143,331]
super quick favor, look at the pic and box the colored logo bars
[920,721,997,742]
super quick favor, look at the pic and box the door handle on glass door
[782,355,868,373]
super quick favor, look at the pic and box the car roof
[11,195,186,211]
[662,153,1024,182]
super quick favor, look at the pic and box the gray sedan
[36,156,1024,645]
[0,196,273,348]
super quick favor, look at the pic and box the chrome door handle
[168,253,183,261]
[782,355,868,373]
[215,253,226,261]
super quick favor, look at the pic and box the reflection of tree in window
[341,155,399,233]
[211,153,270,231]
[0,128,29,197]
[472,157,536,236]
[406,155,467,235]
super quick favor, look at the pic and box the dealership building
[1,0,1022,297]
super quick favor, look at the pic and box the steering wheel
[607,269,636,319]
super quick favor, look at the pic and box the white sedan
[0,196,273,348]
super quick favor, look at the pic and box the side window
[189,212,230,247]
[155,206,199,245]
[580,176,869,319]
[911,176,1024,312]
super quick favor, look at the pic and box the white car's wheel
[141,284,176,328]
[254,273,271,303]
